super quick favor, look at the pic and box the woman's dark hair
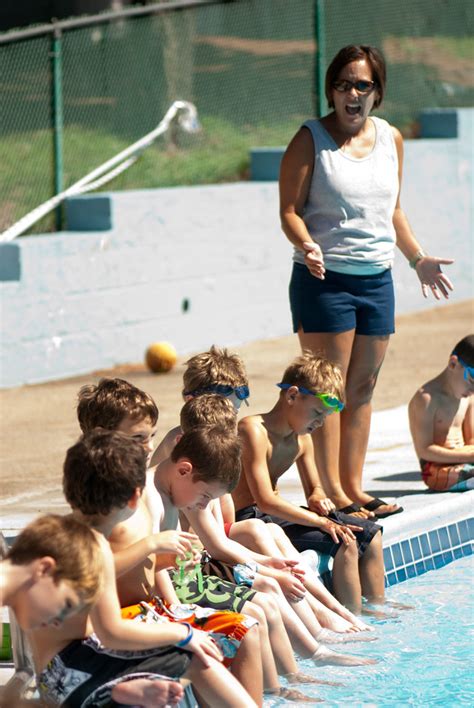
[325,45,386,109]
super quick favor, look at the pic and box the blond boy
[234,351,385,613]
[409,334,474,491]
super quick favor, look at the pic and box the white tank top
[293,116,399,274]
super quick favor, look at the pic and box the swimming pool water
[268,555,474,707]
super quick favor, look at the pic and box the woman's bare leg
[298,329,371,518]
[340,334,400,516]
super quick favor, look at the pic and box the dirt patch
[195,36,315,56]
[383,37,474,87]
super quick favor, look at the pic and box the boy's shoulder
[409,378,446,412]
[238,414,268,443]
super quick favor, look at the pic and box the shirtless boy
[1,515,102,706]
[409,334,474,491]
[233,351,385,613]
[28,429,256,708]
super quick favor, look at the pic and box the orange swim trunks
[420,459,474,491]
[121,596,256,667]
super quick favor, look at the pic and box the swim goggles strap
[276,383,344,412]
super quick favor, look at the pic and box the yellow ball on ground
[145,342,178,373]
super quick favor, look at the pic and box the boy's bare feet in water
[362,606,400,620]
[111,677,184,707]
[285,672,344,687]
[312,646,377,667]
[265,686,323,702]
[315,628,377,643]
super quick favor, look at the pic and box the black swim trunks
[235,504,381,558]
[37,633,191,707]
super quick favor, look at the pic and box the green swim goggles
[276,383,344,412]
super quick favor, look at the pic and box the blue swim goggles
[456,356,474,382]
[276,383,344,412]
[183,383,250,404]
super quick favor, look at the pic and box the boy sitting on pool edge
[408,334,474,492]
[233,350,386,614]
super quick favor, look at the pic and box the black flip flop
[364,497,404,519]
[337,503,364,514]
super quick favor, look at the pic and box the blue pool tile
[438,527,450,550]
[411,537,422,561]
[406,564,417,579]
[442,551,454,565]
[396,568,407,583]
[392,544,403,568]
[415,561,426,575]
[386,572,397,587]
[467,518,474,539]
[384,548,394,571]
[462,544,472,557]
[458,520,470,543]
[433,553,445,569]
[401,540,413,563]
[425,557,435,571]
[448,524,460,546]
[429,530,441,553]
[419,533,431,557]
[453,546,463,559]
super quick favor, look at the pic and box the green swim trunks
[170,567,256,613]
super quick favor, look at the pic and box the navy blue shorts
[235,505,381,559]
[289,263,395,336]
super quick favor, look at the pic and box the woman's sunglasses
[332,79,375,94]
[276,383,344,412]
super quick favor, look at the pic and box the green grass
[0,115,300,234]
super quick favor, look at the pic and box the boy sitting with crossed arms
[409,334,474,492]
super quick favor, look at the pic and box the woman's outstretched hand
[303,242,326,280]
[415,256,454,299]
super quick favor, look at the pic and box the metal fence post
[315,0,327,118]
[51,22,64,230]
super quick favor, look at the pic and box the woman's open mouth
[345,104,361,115]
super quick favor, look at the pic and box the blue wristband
[176,622,193,648]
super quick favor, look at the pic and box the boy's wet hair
[77,378,158,433]
[7,514,103,605]
[63,429,147,516]
[280,350,345,400]
[171,426,241,492]
[452,334,474,367]
[182,345,248,395]
[180,394,237,433]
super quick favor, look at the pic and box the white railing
[0,100,200,243]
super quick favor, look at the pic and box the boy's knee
[256,576,279,595]
[254,591,279,616]
[366,530,383,554]
[335,539,358,562]
[243,601,266,628]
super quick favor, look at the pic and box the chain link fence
[1,0,472,234]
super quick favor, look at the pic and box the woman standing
[279,45,454,518]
